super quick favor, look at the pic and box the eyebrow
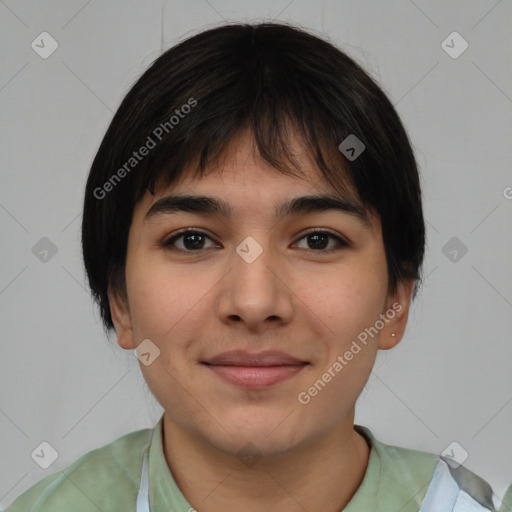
[144,194,371,228]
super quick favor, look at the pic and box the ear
[378,279,415,350]
[108,289,135,350]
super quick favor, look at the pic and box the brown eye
[162,229,218,252]
[294,230,349,253]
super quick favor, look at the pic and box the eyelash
[161,228,349,254]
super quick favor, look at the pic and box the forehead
[147,126,360,206]
[136,128,377,232]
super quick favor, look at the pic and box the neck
[162,414,370,512]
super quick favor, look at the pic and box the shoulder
[421,457,497,511]
[355,425,498,511]
[499,484,512,511]
[356,424,439,479]
[5,426,152,512]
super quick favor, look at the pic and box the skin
[109,127,414,512]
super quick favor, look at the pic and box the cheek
[124,247,171,337]
[125,252,217,345]
[296,278,383,416]
[296,262,388,380]
[297,259,387,328]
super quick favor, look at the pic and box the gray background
[1,0,511,509]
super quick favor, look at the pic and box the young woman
[7,22,509,512]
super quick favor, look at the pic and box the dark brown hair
[81,22,425,332]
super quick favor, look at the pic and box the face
[110,127,413,458]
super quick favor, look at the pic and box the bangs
[130,76,357,207]
[83,22,424,331]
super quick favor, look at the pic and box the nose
[215,238,294,334]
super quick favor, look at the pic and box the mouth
[201,350,309,389]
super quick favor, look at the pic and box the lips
[202,350,308,388]
[203,350,307,366]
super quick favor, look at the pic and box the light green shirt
[5,415,506,511]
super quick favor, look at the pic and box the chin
[216,431,301,460]
[208,410,306,457]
